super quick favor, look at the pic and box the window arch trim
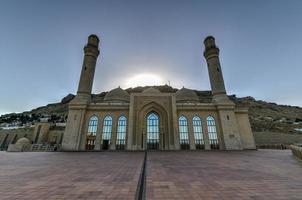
[192,115,204,149]
[102,115,113,141]
[85,115,99,150]
[206,115,219,149]
[116,115,127,150]
[178,115,190,149]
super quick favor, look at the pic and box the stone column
[187,117,196,150]
[110,116,118,150]
[127,95,135,150]
[94,116,102,150]
[202,120,211,150]
[171,95,180,150]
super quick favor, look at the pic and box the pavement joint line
[135,150,147,200]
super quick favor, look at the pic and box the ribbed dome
[16,137,31,145]
[175,87,199,102]
[104,87,130,102]
[142,87,161,94]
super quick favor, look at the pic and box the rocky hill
[1,85,302,133]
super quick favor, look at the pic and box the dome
[175,87,199,102]
[142,87,161,94]
[104,87,130,102]
[16,137,31,145]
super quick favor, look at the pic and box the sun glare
[125,73,164,88]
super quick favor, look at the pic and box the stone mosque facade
[62,35,256,151]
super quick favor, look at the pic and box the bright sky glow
[125,73,164,88]
[0,0,302,115]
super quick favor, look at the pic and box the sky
[0,0,301,115]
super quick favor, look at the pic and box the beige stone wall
[32,123,50,144]
[0,128,33,150]
[217,107,243,150]
[62,108,87,150]
[290,145,302,160]
[176,109,221,150]
[0,125,64,151]
[61,35,256,151]
[79,108,129,150]
[128,93,175,150]
[62,95,255,151]
[235,111,256,149]
[48,130,64,145]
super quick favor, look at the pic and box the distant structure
[62,35,256,151]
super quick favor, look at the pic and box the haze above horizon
[0,0,302,115]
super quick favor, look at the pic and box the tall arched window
[147,112,159,150]
[193,116,204,149]
[179,116,190,150]
[207,116,219,149]
[86,115,98,150]
[116,116,127,150]
[102,115,112,150]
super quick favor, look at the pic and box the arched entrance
[137,101,171,150]
[146,112,160,150]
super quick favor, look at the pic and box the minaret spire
[76,34,100,102]
[203,36,230,103]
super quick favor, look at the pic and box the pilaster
[110,116,117,150]
[187,117,196,150]
[216,104,243,150]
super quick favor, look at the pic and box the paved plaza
[0,152,143,200]
[0,150,301,200]
[147,150,302,200]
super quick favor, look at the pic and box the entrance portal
[146,112,159,150]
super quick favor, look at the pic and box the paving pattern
[0,152,144,200]
[147,150,302,200]
[0,150,301,200]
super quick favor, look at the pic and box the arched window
[102,115,112,150]
[207,116,219,149]
[193,116,204,149]
[116,116,127,150]
[86,115,98,150]
[147,112,159,150]
[179,116,190,150]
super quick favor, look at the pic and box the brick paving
[147,150,302,200]
[0,150,301,200]
[0,152,144,200]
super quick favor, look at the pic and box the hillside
[1,85,302,133]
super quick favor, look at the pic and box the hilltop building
[61,35,256,151]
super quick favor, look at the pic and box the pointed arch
[147,112,160,149]
[86,115,99,150]
[137,101,169,150]
[192,116,204,149]
[116,115,127,150]
[179,115,190,150]
[206,116,219,149]
[102,115,113,150]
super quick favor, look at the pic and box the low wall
[31,144,61,151]
[254,132,302,145]
[290,145,302,160]
[256,144,289,149]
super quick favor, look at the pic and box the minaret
[62,34,100,151]
[203,36,230,103]
[75,34,100,102]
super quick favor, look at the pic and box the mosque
[61,34,256,151]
